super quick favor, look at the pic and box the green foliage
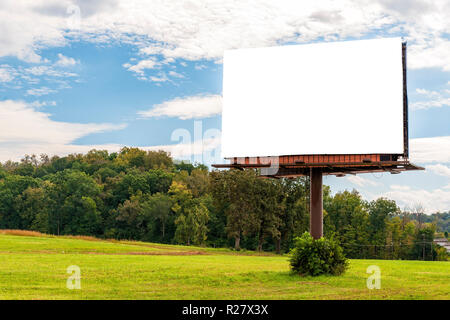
[115,147,173,170]
[143,192,173,240]
[409,212,450,233]
[367,198,399,248]
[191,202,210,245]
[45,170,102,235]
[289,232,349,276]
[1,148,449,259]
[410,225,436,261]
[324,190,370,258]
[277,178,309,253]
[209,169,260,250]
[175,202,210,246]
[14,186,48,230]
[0,175,40,228]
[434,246,448,261]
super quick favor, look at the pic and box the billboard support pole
[310,168,323,239]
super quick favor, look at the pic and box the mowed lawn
[0,232,448,300]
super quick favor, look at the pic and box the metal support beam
[310,168,323,239]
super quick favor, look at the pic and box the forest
[0,147,448,260]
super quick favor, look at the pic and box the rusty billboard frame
[213,40,421,178]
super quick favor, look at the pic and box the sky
[0,0,449,213]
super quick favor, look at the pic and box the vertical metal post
[402,41,409,159]
[310,168,323,239]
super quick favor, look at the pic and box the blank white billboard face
[221,37,405,158]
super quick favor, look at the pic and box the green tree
[254,178,283,252]
[143,193,173,240]
[410,224,436,260]
[14,186,48,231]
[174,213,193,245]
[174,202,210,246]
[146,169,173,194]
[367,198,399,258]
[46,170,102,235]
[112,194,153,240]
[278,178,309,253]
[115,147,147,169]
[210,169,259,250]
[144,150,173,169]
[186,168,210,197]
[192,202,210,245]
[0,175,39,228]
[324,190,369,257]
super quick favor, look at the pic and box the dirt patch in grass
[297,281,330,286]
[111,241,191,250]
[60,235,105,242]
[84,251,208,256]
[0,249,208,256]
[0,230,46,237]
[0,250,57,254]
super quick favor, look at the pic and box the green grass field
[0,231,448,300]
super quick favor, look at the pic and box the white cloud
[415,88,439,97]
[25,66,51,76]
[28,100,57,108]
[25,65,77,78]
[0,64,77,90]
[408,37,450,71]
[138,95,222,120]
[382,184,450,213]
[149,73,169,83]
[0,137,222,166]
[194,64,207,70]
[0,1,66,63]
[55,53,78,67]
[124,60,185,83]
[142,136,221,159]
[411,87,450,110]
[426,164,450,178]
[0,67,14,82]
[410,136,450,164]
[0,1,449,72]
[0,142,124,164]
[346,175,381,187]
[168,71,184,78]
[26,87,57,96]
[126,59,158,74]
[389,185,412,192]
[0,100,126,162]
[411,97,450,110]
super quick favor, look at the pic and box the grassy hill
[0,230,448,300]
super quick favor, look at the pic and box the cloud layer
[410,136,450,164]
[138,95,222,120]
[0,0,449,71]
[0,99,222,163]
[382,184,450,213]
[0,100,126,161]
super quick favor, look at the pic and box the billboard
[221,37,406,159]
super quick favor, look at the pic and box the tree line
[0,148,448,260]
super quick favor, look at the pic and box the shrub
[435,245,448,261]
[289,232,349,276]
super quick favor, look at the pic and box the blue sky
[0,0,449,213]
